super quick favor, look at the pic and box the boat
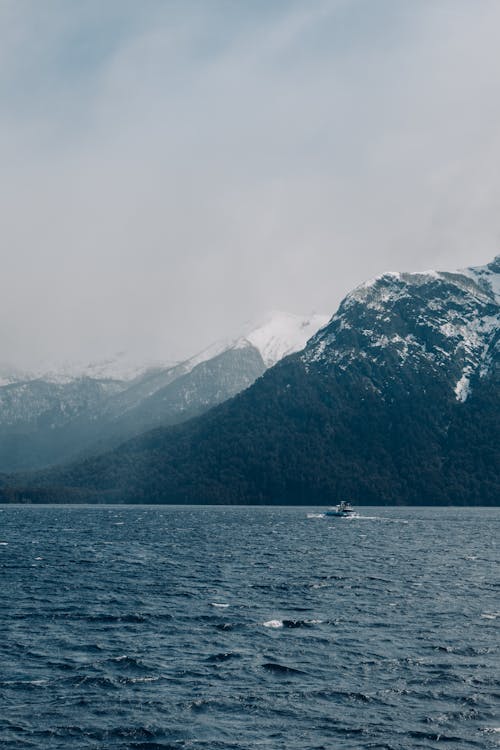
[325,501,355,517]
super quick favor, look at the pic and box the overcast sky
[1,0,500,369]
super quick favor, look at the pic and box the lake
[1,505,499,749]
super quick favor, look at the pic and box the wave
[262,662,306,675]
[263,618,323,628]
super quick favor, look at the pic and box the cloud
[1,0,500,368]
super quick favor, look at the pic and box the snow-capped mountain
[304,256,499,403]
[181,311,329,370]
[16,255,497,506]
[238,311,329,367]
[0,311,326,471]
[33,352,165,384]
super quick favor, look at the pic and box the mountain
[7,256,497,506]
[0,312,326,471]
[239,311,329,367]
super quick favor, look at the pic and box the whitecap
[211,603,229,608]
[263,619,283,628]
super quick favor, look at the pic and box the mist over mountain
[0,312,325,472]
[3,257,498,506]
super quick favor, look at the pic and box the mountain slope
[239,311,328,366]
[0,312,325,471]
[94,344,266,443]
[2,257,498,505]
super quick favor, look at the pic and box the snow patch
[303,255,499,393]
[347,270,445,310]
[462,256,500,304]
[243,311,329,366]
[182,311,329,371]
[454,373,471,402]
[30,353,169,384]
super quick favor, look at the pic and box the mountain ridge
[0,311,325,471]
[2,257,498,505]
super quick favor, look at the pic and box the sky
[1,0,500,370]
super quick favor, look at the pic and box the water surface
[1,505,499,749]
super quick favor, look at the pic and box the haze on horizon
[2,0,500,371]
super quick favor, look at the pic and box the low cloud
[1,0,500,368]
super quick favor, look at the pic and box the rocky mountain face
[10,256,498,506]
[94,345,267,447]
[0,313,325,471]
[304,257,499,400]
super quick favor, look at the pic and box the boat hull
[325,502,355,517]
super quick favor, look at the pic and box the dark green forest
[1,353,498,506]
[2,261,498,506]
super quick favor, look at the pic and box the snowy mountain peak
[304,256,499,404]
[2,311,329,393]
[34,353,164,384]
[0,310,328,471]
[347,256,500,311]
[462,255,500,304]
[185,311,329,370]
[241,311,330,367]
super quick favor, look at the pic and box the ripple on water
[1,505,499,750]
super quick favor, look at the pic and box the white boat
[325,501,355,517]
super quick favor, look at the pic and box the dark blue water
[1,505,499,749]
